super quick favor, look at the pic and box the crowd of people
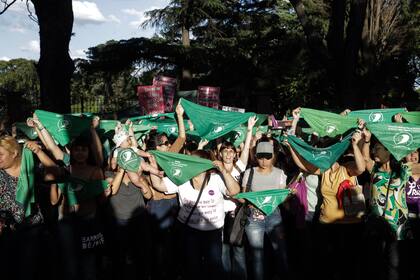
[0,101,419,280]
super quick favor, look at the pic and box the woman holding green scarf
[286,130,366,280]
[219,115,256,280]
[148,149,240,280]
[361,126,420,280]
[49,135,106,280]
[0,136,57,280]
[144,102,186,280]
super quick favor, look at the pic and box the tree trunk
[180,0,192,90]
[32,0,74,113]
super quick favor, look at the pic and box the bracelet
[38,126,45,131]
[364,140,370,144]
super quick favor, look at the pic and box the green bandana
[15,123,38,140]
[255,114,268,127]
[348,108,405,123]
[16,147,35,217]
[235,189,291,216]
[224,127,247,147]
[150,150,214,185]
[130,112,175,122]
[58,178,109,206]
[117,148,142,172]
[97,120,151,140]
[367,122,420,161]
[180,98,255,141]
[286,134,352,172]
[140,118,182,137]
[401,112,420,125]
[300,108,357,137]
[35,110,92,146]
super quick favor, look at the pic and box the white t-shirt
[164,173,228,231]
[224,159,247,212]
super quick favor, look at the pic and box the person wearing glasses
[241,141,288,280]
[144,102,187,280]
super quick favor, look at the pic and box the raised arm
[213,160,240,196]
[169,102,186,153]
[288,107,301,136]
[283,139,321,175]
[147,155,168,193]
[29,114,65,162]
[346,130,366,176]
[239,116,257,166]
[90,116,104,167]
[106,168,125,195]
[360,120,374,172]
[25,140,62,178]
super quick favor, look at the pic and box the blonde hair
[0,136,22,159]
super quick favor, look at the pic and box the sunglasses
[158,140,170,146]
[256,153,273,160]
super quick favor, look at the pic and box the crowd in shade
[0,98,419,280]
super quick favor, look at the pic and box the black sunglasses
[158,140,170,146]
[256,153,273,160]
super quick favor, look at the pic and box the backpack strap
[184,173,210,225]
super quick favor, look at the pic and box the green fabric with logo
[16,147,36,217]
[300,108,357,137]
[180,98,255,141]
[58,178,109,206]
[287,134,352,172]
[15,122,38,140]
[35,110,92,146]
[401,112,420,125]
[367,123,420,161]
[117,148,143,173]
[235,189,291,216]
[348,108,405,123]
[150,150,214,185]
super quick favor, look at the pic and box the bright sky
[0,0,169,61]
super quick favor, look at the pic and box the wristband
[364,140,370,144]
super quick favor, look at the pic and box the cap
[113,130,129,148]
[256,142,273,154]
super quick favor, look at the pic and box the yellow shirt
[319,164,358,224]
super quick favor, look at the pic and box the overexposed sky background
[0,0,169,61]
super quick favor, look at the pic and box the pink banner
[197,86,220,109]
[153,76,177,112]
[137,85,165,115]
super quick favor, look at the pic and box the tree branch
[0,0,18,15]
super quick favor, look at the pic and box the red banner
[197,86,220,109]
[137,85,165,115]
[153,75,177,112]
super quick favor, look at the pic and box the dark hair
[191,149,211,160]
[70,136,95,165]
[184,140,198,154]
[146,131,168,151]
[218,141,237,161]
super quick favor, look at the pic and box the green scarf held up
[129,112,175,122]
[180,98,255,141]
[58,178,109,207]
[150,150,214,186]
[348,108,405,123]
[286,134,352,172]
[139,118,184,137]
[300,108,357,137]
[35,110,92,146]
[97,120,151,140]
[15,122,38,140]
[401,112,420,125]
[16,147,35,217]
[235,189,291,216]
[117,148,142,173]
[367,122,420,161]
